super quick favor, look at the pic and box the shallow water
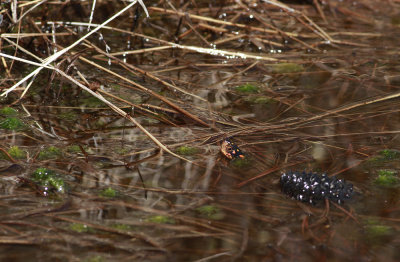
[1,1,400,261]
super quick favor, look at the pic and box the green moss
[377,169,396,176]
[32,167,51,180]
[244,95,274,105]
[271,63,304,73]
[83,256,104,262]
[375,170,399,186]
[32,168,66,194]
[67,145,81,153]
[46,177,65,193]
[146,215,175,224]
[8,146,26,159]
[0,107,18,116]
[100,187,117,198]
[70,223,92,233]
[365,224,392,240]
[379,149,400,160]
[231,157,251,168]
[176,146,198,156]
[367,156,379,163]
[111,223,132,231]
[110,84,121,90]
[38,146,62,160]
[234,83,259,93]
[253,96,273,104]
[195,205,225,220]
[115,147,130,155]
[0,117,25,130]
[367,149,400,164]
[81,96,103,108]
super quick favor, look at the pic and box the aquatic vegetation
[176,146,198,156]
[270,63,304,73]
[0,117,25,130]
[32,168,66,194]
[195,205,225,220]
[38,146,62,160]
[80,96,103,108]
[252,96,274,105]
[366,225,391,236]
[374,170,399,186]
[0,107,17,116]
[379,149,400,160]
[8,146,26,159]
[234,83,259,93]
[243,95,275,105]
[115,147,130,155]
[70,223,92,233]
[367,149,400,163]
[146,215,175,224]
[67,145,81,153]
[365,222,392,243]
[231,157,251,168]
[110,83,121,90]
[100,187,117,198]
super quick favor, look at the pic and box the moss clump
[99,187,117,198]
[8,146,26,159]
[32,167,51,180]
[81,96,103,108]
[0,107,18,116]
[0,117,25,130]
[196,205,225,220]
[231,157,251,168]
[234,83,259,93]
[38,146,62,160]
[271,63,304,73]
[379,149,400,160]
[146,215,175,224]
[67,145,81,153]
[32,168,66,194]
[367,149,400,164]
[111,223,132,231]
[365,224,392,243]
[375,170,399,186]
[115,147,129,155]
[176,146,198,156]
[244,95,275,105]
[70,223,92,233]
